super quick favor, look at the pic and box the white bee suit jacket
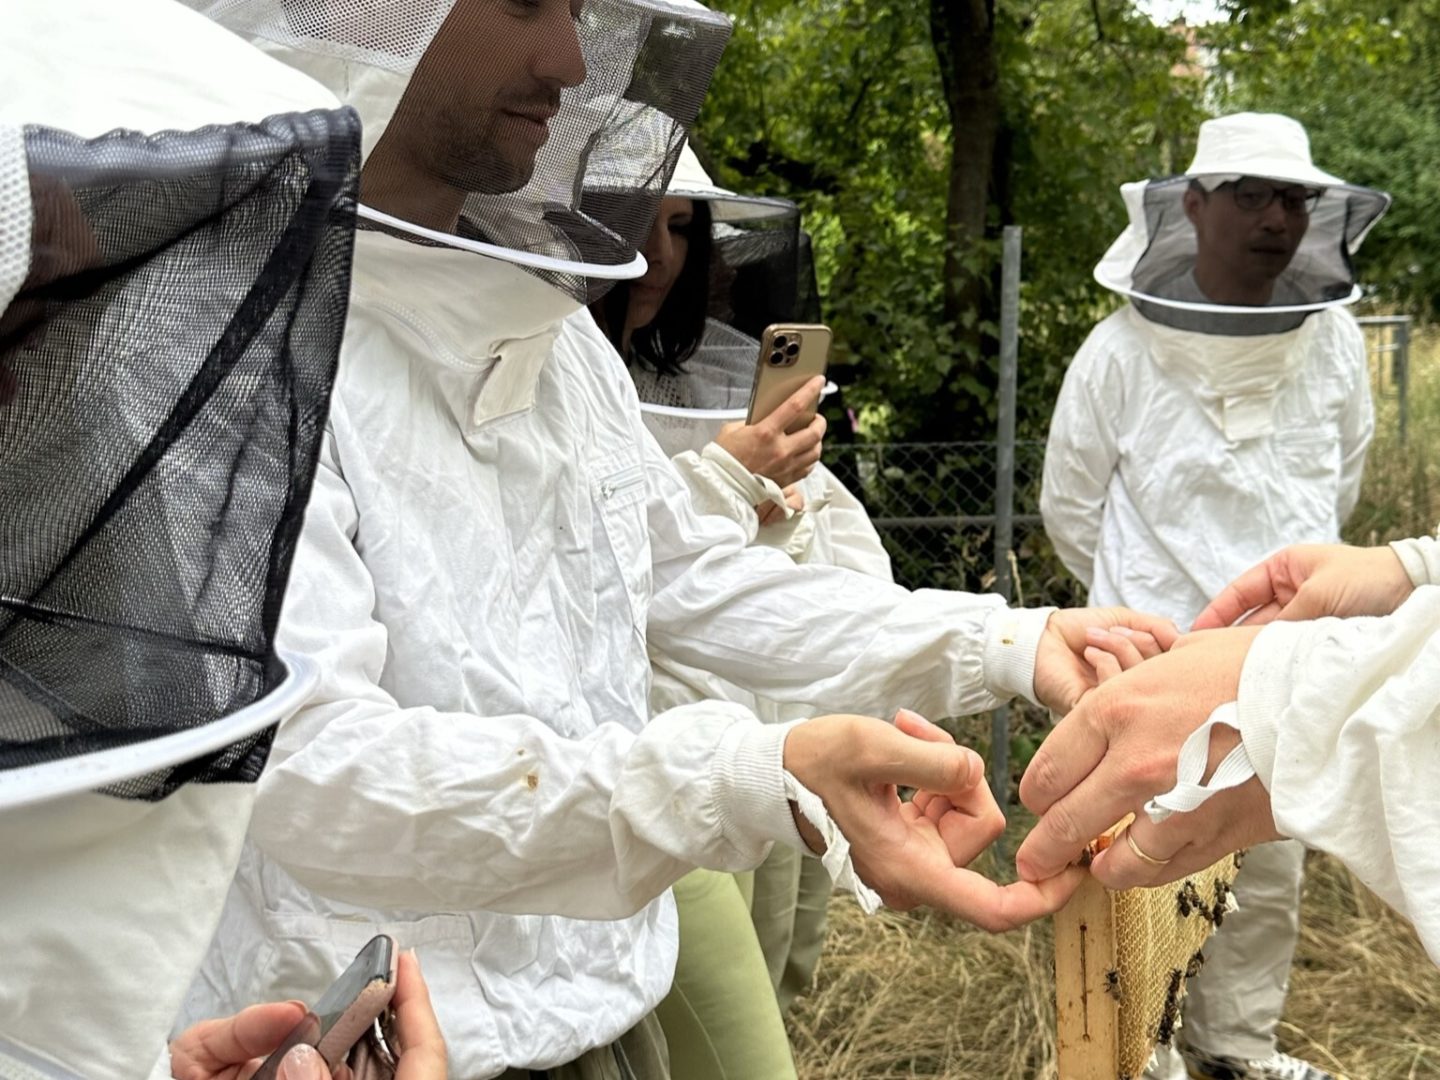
[651,456,895,721]
[1238,536,1440,963]
[1041,303,1372,625]
[178,225,1050,1076]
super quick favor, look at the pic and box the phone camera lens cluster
[769,332,803,367]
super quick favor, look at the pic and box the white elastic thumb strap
[700,441,796,520]
[1143,701,1256,824]
[782,769,882,914]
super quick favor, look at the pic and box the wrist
[789,799,825,853]
[1234,621,1310,789]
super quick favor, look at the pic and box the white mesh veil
[0,126,32,323]
[633,318,755,456]
[1098,177,1390,336]
[1096,113,1390,337]
[188,0,733,303]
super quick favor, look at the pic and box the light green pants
[654,868,797,1080]
[749,844,832,1012]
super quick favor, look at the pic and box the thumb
[762,376,823,433]
[868,721,983,796]
[893,708,955,745]
[278,1044,332,1080]
[1274,583,1326,623]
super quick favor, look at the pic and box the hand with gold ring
[1015,625,1285,893]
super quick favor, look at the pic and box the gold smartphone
[745,323,832,430]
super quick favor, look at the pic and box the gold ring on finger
[1124,827,1172,868]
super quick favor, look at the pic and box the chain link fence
[1358,314,1412,445]
[824,437,1081,814]
[825,439,1078,607]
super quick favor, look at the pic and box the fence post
[1399,317,1410,447]
[990,226,1022,812]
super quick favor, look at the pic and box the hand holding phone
[745,323,832,430]
[250,935,398,1080]
[169,951,443,1080]
[717,378,827,489]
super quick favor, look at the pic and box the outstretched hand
[1033,607,1180,715]
[783,708,1085,931]
[1193,542,1415,629]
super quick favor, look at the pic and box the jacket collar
[350,229,581,427]
[1133,305,1317,441]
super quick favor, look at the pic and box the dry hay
[1278,852,1440,1079]
[787,886,1059,1079]
[790,848,1440,1079]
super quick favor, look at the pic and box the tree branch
[726,140,843,196]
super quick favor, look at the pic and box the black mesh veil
[708,196,810,338]
[1096,176,1390,337]
[0,110,360,803]
[189,0,733,304]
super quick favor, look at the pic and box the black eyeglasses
[1222,177,1324,215]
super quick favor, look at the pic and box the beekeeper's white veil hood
[1095,112,1390,439]
[1097,112,1389,335]
[189,0,734,303]
[623,143,833,457]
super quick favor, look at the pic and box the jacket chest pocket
[1272,427,1343,493]
[592,455,653,633]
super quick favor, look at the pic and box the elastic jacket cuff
[1235,619,1313,789]
[982,606,1056,707]
[712,718,808,852]
[1389,535,1440,588]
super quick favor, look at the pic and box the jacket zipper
[599,464,645,501]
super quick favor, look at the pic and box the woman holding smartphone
[588,146,896,1078]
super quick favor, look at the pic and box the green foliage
[997,0,1207,433]
[694,0,1206,439]
[1208,0,1440,319]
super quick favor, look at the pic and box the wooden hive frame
[1054,830,1242,1079]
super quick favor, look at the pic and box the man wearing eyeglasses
[1040,113,1391,1080]
[1183,176,1322,308]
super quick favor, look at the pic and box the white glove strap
[782,769,882,914]
[700,442,794,519]
[1142,702,1256,824]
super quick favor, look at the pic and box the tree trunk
[930,0,1000,334]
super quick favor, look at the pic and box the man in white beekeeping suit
[178,3,1174,1077]
[1041,112,1390,1080]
